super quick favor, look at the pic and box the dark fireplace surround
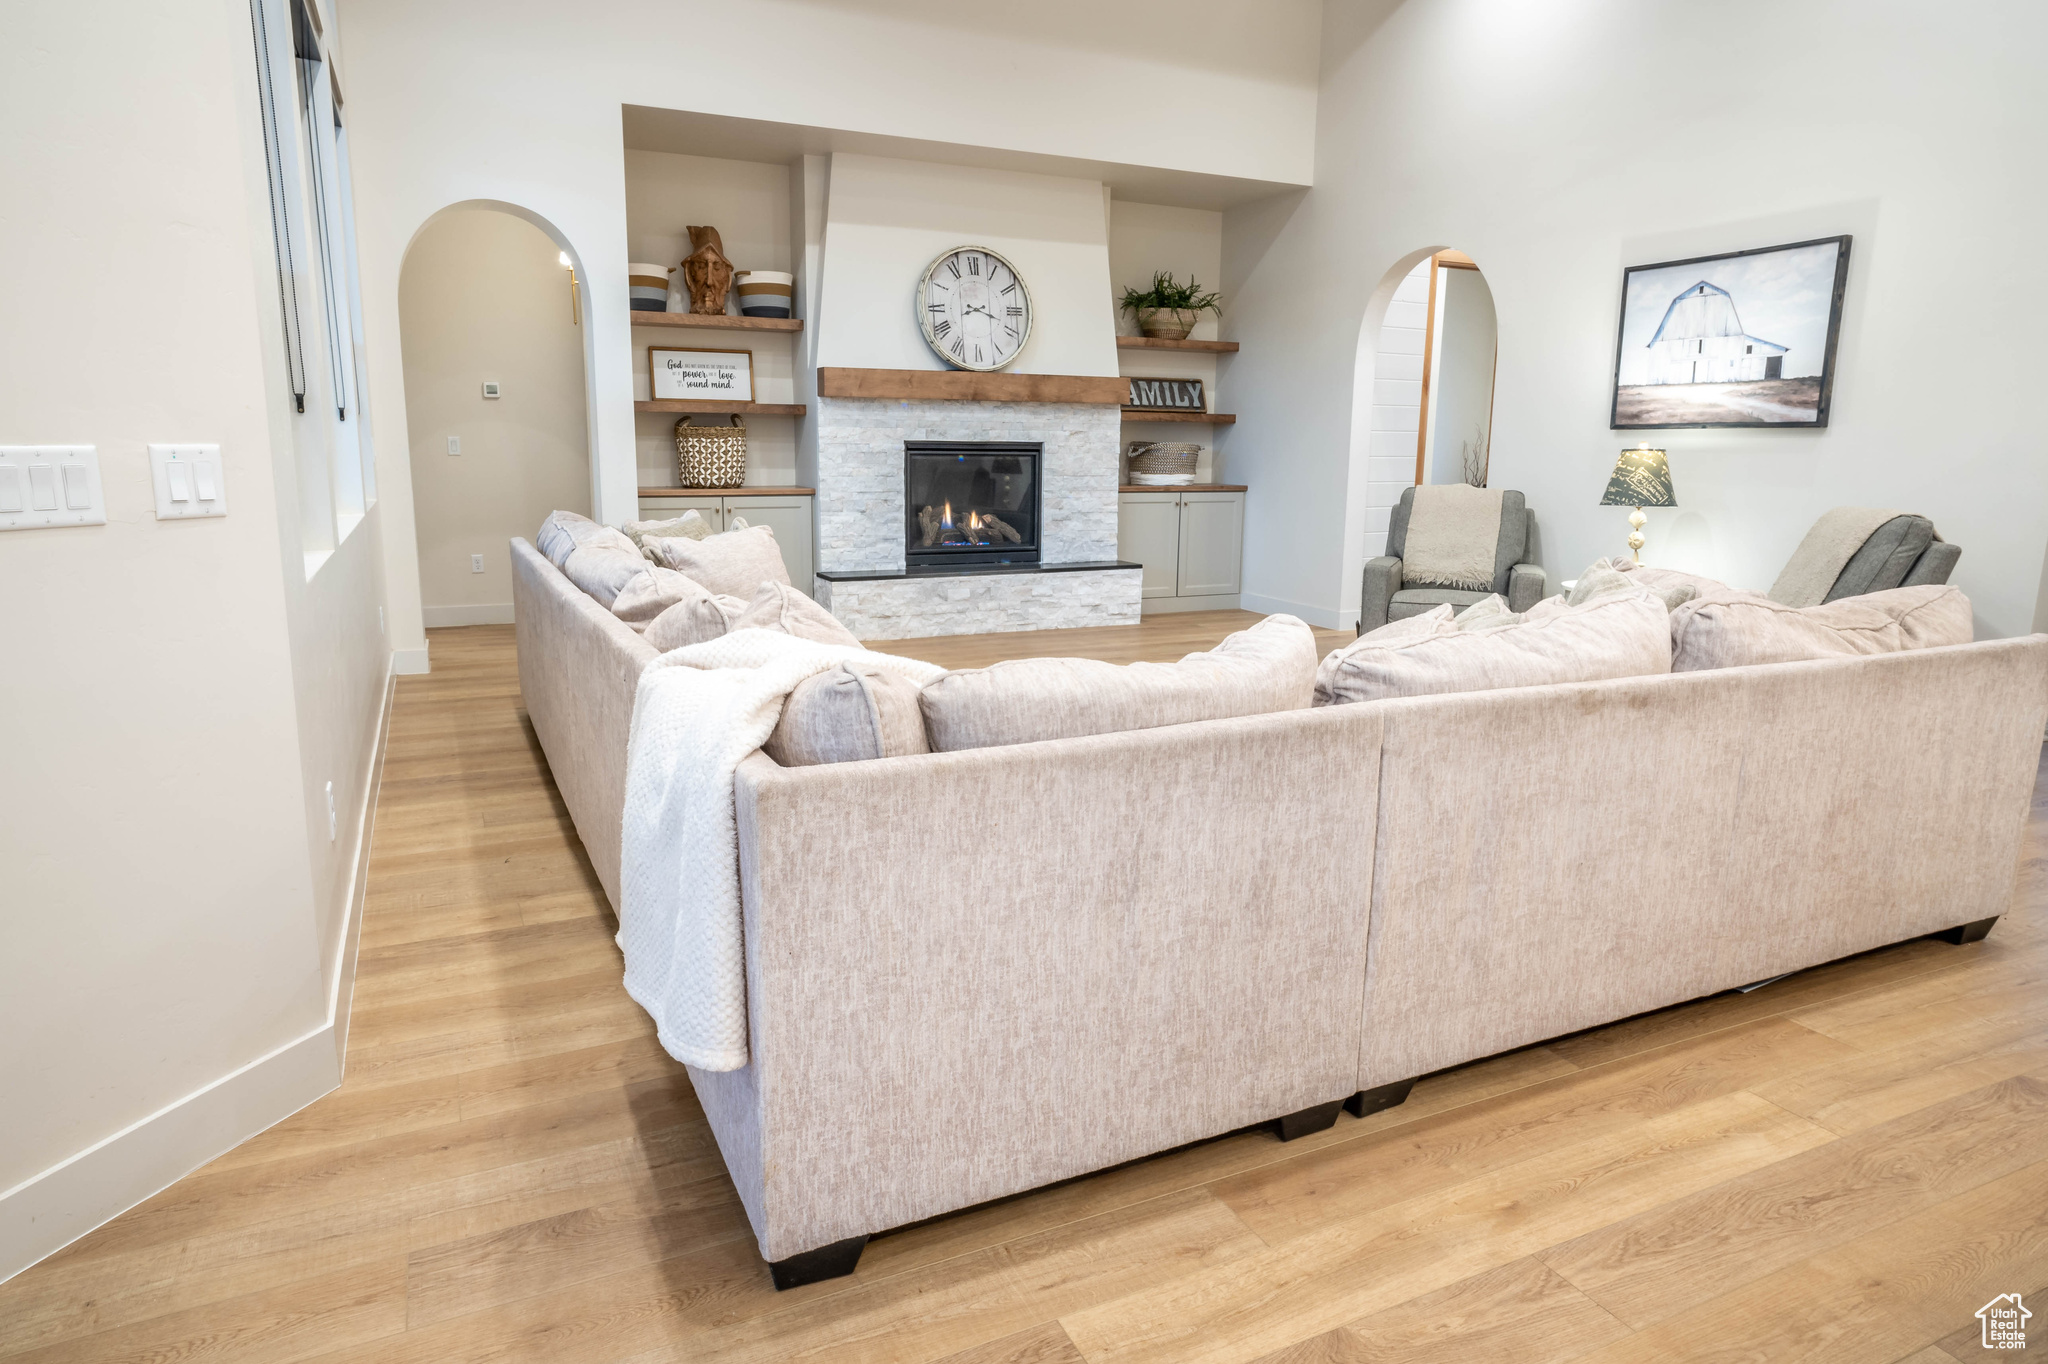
[903,441,1042,570]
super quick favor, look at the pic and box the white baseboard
[0,667,397,1285]
[1239,590,1353,631]
[423,602,513,627]
[391,645,430,675]
[1140,594,1242,615]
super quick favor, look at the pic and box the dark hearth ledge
[816,560,1140,583]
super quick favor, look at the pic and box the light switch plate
[149,444,227,519]
[0,446,105,531]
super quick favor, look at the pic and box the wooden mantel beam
[816,368,1126,405]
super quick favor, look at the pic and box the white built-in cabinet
[638,490,815,598]
[1117,488,1244,611]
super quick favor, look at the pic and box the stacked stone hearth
[811,396,1141,639]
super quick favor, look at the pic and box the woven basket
[1127,441,1200,481]
[676,415,748,488]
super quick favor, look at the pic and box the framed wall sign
[1125,377,1206,412]
[650,346,754,403]
[1610,235,1850,429]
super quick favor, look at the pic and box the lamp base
[1627,507,1647,563]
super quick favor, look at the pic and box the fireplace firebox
[904,441,1041,569]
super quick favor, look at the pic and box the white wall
[335,0,1320,650]
[815,154,1118,377]
[400,209,592,624]
[1358,257,1432,560]
[1230,0,2048,635]
[1,0,390,1279]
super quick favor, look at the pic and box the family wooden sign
[1124,377,1205,412]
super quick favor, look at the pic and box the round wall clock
[916,245,1032,372]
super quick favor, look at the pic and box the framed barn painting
[1610,235,1850,429]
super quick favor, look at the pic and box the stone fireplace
[811,394,1141,639]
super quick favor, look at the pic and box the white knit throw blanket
[1404,484,1504,591]
[1768,506,1915,607]
[619,628,944,1071]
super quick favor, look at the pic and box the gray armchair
[1360,487,1545,634]
[1772,513,1958,604]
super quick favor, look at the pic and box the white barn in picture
[1644,280,1788,384]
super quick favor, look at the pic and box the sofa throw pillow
[562,544,655,609]
[648,523,791,599]
[729,581,861,647]
[921,613,1317,753]
[612,565,713,631]
[1669,583,1972,672]
[764,661,931,767]
[624,511,714,560]
[536,510,632,569]
[1595,558,1730,611]
[643,583,747,652]
[1315,583,1671,706]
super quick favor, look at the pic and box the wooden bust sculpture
[681,225,734,315]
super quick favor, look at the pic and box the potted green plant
[1119,271,1222,341]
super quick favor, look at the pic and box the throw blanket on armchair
[620,628,944,1070]
[1769,506,1938,607]
[1403,484,1505,591]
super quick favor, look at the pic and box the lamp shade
[1601,445,1675,507]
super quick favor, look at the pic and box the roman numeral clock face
[917,246,1032,372]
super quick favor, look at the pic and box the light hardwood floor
[3,617,2044,1363]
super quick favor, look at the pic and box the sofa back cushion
[729,581,861,647]
[649,523,791,599]
[764,662,932,767]
[1315,585,1671,705]
[1670,583,1971,671]
[920,614,1317,753]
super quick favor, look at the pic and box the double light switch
[150,444,227,519]
[0,447,105,531]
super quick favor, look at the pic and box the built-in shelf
[638,485,815,497]
[634,400,807,416]
[1115,336,1239,353]
[1119,483,1246,493]
[1122,409,1236,424]
[818,367,1124,405]
[630,312,803,333]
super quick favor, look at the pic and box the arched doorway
[398,206,591,626]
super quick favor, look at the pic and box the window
[250,0,375,572]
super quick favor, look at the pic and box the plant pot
[1137,308,1198,340]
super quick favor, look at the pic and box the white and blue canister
[735,270,793,319]
[629,263,671,312]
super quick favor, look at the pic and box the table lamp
[1601,445,1675,562]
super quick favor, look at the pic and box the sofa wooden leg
[1345,1077,1416,1119]
[768,1234,868,1290]
[1276,1099,1345,1142]
[1936,916,1999,945]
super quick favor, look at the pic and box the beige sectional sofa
[510,536,2048,1289]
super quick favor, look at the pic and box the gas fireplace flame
[941,500,953,530]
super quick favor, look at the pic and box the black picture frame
[1609,235,1851,430]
